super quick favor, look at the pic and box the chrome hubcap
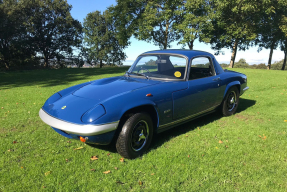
[227,91,237,112]
[131,120,149,151]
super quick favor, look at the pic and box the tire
[221,86,239,116]
[116,113,153,159]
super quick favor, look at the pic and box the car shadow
[0,67,129,89]
[149,97,256,151]
[90,98,256,155]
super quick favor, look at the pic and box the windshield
[129,54,187,80]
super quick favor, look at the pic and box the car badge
[61,106,67,110]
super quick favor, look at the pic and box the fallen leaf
[90,156,98,160]
[7,149,11,152]
[67,141,71,143]
[120,158,124,162]
[13,141,17,144]
[42,186,46,188]
[116,181,124,185]
[73,147,83,150]
[187,155,190,158]
[45,171,52,176]
[114,167,118,170]
[103,170,111,174]
[139,181,143,186]
[151,173,155,175]
[202,154,204,157]
[1,107,3,109]
[226,140,228,142]
[65,159,69,162]
[90,169,95,171]
[107,153,110,156]
[225,145,229,148]
[218,140,223,144]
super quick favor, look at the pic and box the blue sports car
[39,50,249,159]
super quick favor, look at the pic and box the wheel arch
[111,104,159,143]
[224,81,241,98]
[119,104,159,130]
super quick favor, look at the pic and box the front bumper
[39,108,119,136]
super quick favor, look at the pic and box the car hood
[72,76,161,101]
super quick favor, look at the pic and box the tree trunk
[282,51,287,70]
[44,56,49,68]
[267,41,275,70]
[229,39,238,68]
[188,41,194,50]
[4,61,9,70]
[100,60,103,68]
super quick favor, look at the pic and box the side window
[191,57,210,68]
[169,56,186,67]
[189,57,214,80]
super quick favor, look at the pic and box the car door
[172,56,221,120]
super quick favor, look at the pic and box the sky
[67,0,285,65]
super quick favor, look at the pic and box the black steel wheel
[222,86,239,116]
[116,113,153,159]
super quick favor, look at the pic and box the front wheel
[116,113,153,159]
[221,87,239,116]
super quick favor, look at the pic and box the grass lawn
[0,67,287,191]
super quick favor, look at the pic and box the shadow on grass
[91,98,256,154]
[0,67,129,89]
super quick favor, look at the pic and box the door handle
[213,77,221,81]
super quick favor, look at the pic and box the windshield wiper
[126,72,149,79]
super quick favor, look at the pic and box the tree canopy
[83,10,126,68]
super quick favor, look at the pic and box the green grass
[0,67,287,191]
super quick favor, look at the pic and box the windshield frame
[128,53,189,81]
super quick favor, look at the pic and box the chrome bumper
[39,109,119,136]
[243,86,249,92]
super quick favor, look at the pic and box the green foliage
[0,0,82,70]
[209,0,261,67]
[271,59,287,70]
[110,0,184,49]
[83,10,126,68]
[234,58,249,68]
[255,0,287,69]
[255,63,267,69]
[23,0,82,68]
[0,0,35,70]
[173,0,213,49]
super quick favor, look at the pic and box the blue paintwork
[41,50,248,144]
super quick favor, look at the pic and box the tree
[110,0,184,50]
[173,0,213,50]
[279,3,287,70]
[209,0,260,68]
[255,0,287,70]
[83,10,126,68]
[24,0,82,68]
[0,0,34,70]
[234,58,249,68]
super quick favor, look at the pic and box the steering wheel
[137,67,151,74]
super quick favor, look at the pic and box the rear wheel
[116,113,153,159]
[221,87,239,116]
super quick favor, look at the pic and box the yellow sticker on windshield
[174,71,181,78]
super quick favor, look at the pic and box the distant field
[0,67,287,191]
